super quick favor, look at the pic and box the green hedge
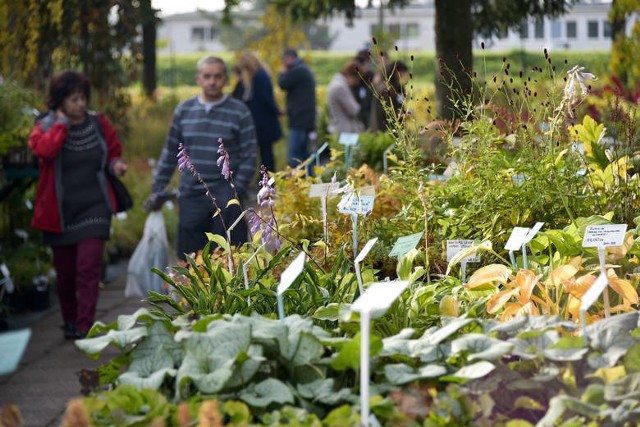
[157,50,611,87]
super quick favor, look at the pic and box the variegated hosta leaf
[239,378,295,407]
[465,264,512,289]
[384,363,447,385]
[75,327,148,355]
[449,361,495,380]
[450,333,514,362]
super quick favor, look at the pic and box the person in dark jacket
[28,70,128,340]
[232,50,282,172]
[277,49,316,168]
[352,49,375,129]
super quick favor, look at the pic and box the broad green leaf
[537,395,600,427]
[331,332,382,371]
[450,333,514,361]
[297,379,354,405]
[380,328,415,357]
[205,232,231,254]
[223,401,252,424]
[419,317,475,346]
[118,367,176,390]
[290,331,324,366]
[75,327,148,356]
[313,303,341,321]
[116,308,160,331]
[448,361,495,380]
[236,314,289,356]
[384,363,447,385]
[239,378,294,407]
[604,372,640,402]
[623,343,640,373]
[225,344,265,389]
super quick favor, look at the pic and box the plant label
[523,222,544,244]
[351,280,410,314]
[582,224,627,248]
[308,182,338,198]
[504,227,530,251]
[338,132,359,146]
[389,232,423,258]
[338,194,375,216]
[511,174,525,186]
[580,272,608,312]
[356,238,378,264]
[0,328,31,375]
[277,252,306,295]
[446,240,479,262]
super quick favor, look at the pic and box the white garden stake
[581,224,627,318]
[226,210,249,275]
[351,280,410,427]
[580,272,608,346]
[276,252,306,322]
[355,238,378,295]
[389,232,423,259]
[504,222,544,270]
[338,188,375,260]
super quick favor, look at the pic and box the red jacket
[28,113,123,233]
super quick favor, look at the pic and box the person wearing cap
[277,49,317,168]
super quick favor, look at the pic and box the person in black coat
[232,50,282,172]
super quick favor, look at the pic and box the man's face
[282,54,295,69]
[197,61,227,102]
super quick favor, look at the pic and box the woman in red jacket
[29,71,128,339]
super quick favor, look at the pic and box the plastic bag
[125,211,170,297]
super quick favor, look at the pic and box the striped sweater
[152,95,257,199]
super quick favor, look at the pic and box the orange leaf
[513,270,539,303]
[547,264,579,288]
[487,288,519,314]
[607,232,635,260]
[465,264,512,289]
[607,269,639,306]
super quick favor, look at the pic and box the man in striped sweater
[148,56,257,260]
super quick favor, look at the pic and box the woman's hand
[113,159,128,176]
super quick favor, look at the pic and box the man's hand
[143,191,176,212]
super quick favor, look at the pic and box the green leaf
[331,332,382,371]
[450,333,514,362]
[75,327,148,356]
[290,331,324,366]
[313,303,341,321]
[239,378,294,407]
[206,232,231,254]
[623,343,640,373]
[448,361,495,380]
[604,372,640,402]
[384,363,447,385]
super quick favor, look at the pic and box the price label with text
[338,194,375,216]
[308,183,338,198]
[582,224,627,248]
[389,232,423,258]
[338,132,359,146]
[446,240,479,262]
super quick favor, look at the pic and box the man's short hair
[196,56,228,77]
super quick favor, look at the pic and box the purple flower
[177,143,193,173]
[251,165,280,253]
[216,138,231,180]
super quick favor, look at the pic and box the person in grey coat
[277,49,317,168]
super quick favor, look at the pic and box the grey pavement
[0,259,148,426]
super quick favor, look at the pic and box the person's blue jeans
[287,128,310,168]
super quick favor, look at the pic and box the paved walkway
[0,260,147,426]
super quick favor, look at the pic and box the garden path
[0,259,147,427]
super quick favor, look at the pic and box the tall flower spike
[177,143,193,174]
[249,165,280,254]
[564,65,597,107]
[216,138,231,181]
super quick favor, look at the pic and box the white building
[157,0,630,55]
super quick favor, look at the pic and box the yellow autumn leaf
[607,231,635,260]
[465,264,512,289]
[590,366,626,383]
[547,264,579,288]
[487,288,519,314]
[226,198,240,208]
[607,269,639,306]
[513,270,538,303]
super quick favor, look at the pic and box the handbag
[108,174,133,213]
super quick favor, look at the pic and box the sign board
[389,232,423,258]
[308,182,339,198]
[338,132,359,146]
[504,227,530,251]
[277,252,306,295]
[582,224,627,248]
[351,280,410,314]
[338,194,375,216]
[446,240,480,263]
[0,329,31,375]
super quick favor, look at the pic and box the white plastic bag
[125,211,170,297]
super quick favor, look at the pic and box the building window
[587,21,599,38]
[566,21,577,39]
[191,26,218,42]
[534,19,544,39]
[191,27,205,41]
[551,20,562,38]
[388,23,401,39]
[604,21,612,38]
[519,20,529,39]
[405,23,420,39]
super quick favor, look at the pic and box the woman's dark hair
[47,70,91,111]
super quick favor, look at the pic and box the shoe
[73,330,88,340]
[62,323,76,340]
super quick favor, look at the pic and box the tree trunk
[141,0,157,98]
[609,0,628,85]
[435,0,473,120]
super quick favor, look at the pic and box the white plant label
[504,227,531,251]
[338,132,359,146]
[446,240,479,263]
[351,280,410,314]
[308,182,338,198]
[277,252,306,295]
[0,329,31,376]
[338,194,375,216]
[356,238,378,264]
[582,224,627,248]
[580,272,608,312]
[389,232,423,258]
[523,222,544,244]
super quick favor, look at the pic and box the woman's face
[61,90,87,123]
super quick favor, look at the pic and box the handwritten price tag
[582,224,627,248]
[338,194,375,216]
[446,240,479,262]
[389,232,423,258]
[308,183,339,198]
